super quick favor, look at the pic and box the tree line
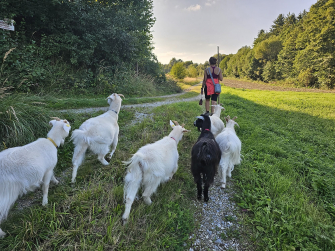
[0,0,168,94]
[167,0,335,89]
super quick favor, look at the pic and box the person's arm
[218,68,223,81]
[202,69,207,89]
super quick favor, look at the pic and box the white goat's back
[71,115,118,154]
[135,137,178,177]
[210,116,225,137]
[216,129,241,166]
[0,139,57,222]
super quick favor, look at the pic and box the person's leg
[211,94,218,113]
[204,85,210,113]
[205,99,210,113]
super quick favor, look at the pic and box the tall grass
[0,95,52,151]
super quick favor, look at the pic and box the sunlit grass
[219,88,335,250]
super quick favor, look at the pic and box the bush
[170,62,186,79]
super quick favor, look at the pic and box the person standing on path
[201,57,223,114]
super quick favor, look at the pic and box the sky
[151,0,318,64]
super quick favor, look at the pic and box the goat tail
[71,129,89,145]
[71,129,110,145]
[123,153,146,202]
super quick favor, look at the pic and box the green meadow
[0,85,334,250]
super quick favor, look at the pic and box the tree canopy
[0,0,162,93]
[220,0,335,89]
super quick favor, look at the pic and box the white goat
[0,118,71,238]
[122,120,189,223]
[215,115,241,188]
[210,104,225,137]
[71,93,124,183]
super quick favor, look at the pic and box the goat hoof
[122,218,128,225]
[204,197,209,202]
[197,195,202,200]
[143,197,152,205]
[221,184,226,189]
[52,179,59,185]
[99,159,109,165]
[105,156,111,163]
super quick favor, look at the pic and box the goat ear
[232,116,237,121]
[63,123,71,134]
[49,120,56,127]
[196,116,204,120]
[170,120,175,128]
[225,117,229,123]
[183,129,190,133]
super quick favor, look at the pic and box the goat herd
[0,93,242,237]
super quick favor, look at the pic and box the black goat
[191,113,221,202]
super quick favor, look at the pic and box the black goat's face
[193,117,203,132]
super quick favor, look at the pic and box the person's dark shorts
[204,85,218,101]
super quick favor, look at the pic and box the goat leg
[51,174,59,185]
[196,179,202,200]
[204,183,210,202]
[42,169,54,206]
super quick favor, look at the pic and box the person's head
[209,57,217,65]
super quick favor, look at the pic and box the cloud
[159,51,187,57]
[186,4,201,11]
[205,0,216,7]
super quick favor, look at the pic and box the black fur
[191,113,221,202]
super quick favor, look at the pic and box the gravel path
[189,178,248,251]
[58,92,202,114]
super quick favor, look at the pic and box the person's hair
[209,57,217,65]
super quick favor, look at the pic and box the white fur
[122,121,189,223]
[210,104,225,137]
[71,93,124,183]
[215,116,241,188]
[0,119,71,237]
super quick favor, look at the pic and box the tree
[271,14,285,35]
[187,65,198,78]
[254,36,282,62]
[170,62,186,79]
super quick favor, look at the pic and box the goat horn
[50,117,61,121]
[232,116,237,121]
[118,94,125,99]
[172,120,179,125]
[181,123,185,127]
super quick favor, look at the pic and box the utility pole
[217,46,220,105]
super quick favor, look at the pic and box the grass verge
[220,88,335,250]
